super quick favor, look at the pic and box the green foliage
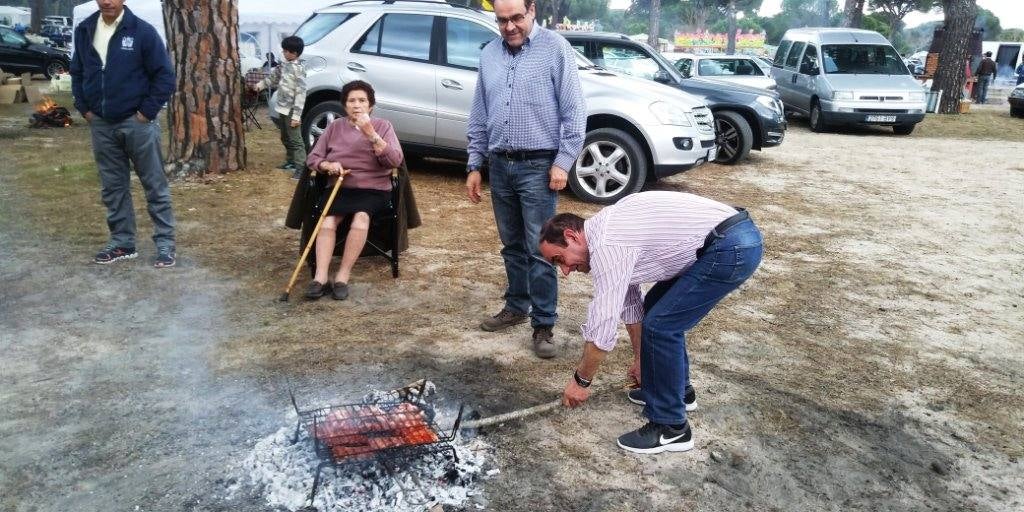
[974,7,1001,41]
[862,12,891,37]
[563,0,610,22]
[998,28,1024,43]
[710,16,764,34]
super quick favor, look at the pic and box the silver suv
[289,0,716,203]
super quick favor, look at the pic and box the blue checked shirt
[466,24,586,172]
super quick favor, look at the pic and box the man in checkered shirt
[465,0,586,359]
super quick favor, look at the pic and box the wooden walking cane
[279,172,345,302]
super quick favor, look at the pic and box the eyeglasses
[496,12,527,26]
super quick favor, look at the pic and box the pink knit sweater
[306,117,404,191]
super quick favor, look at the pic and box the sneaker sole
[626,392,698,412]
[94,253,138,264]
[154,261,176,268]
[616,437,695,454]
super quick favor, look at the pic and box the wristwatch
[573,370,592,388]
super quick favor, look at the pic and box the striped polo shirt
[581,191,737,351]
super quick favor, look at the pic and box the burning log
[30,97,73,128]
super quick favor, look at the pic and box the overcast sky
[607,0,1023,31]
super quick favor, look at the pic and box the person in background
[465,0,585,359]
[303,80,403,301]
[1015,61,1024,86]
[541,191,763,454]
[974,51,997,104]
[251,35,307,179]
[71,0,177,267]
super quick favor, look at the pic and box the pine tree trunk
[932,0,977,114]
[30,0,45,32]
[162,0,246,178]
[648,0,660,49]
[725,1,737,55]
[841,0,864,28]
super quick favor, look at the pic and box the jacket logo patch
[121,36,134,50]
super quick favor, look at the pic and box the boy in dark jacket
[71,0,178,267]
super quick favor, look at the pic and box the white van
[772,28,927,135]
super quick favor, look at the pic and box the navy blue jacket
[70,7,175,122]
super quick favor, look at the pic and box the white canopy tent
[72,0,337,65]
[0,6,31,27]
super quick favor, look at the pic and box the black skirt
[320,186,390,217]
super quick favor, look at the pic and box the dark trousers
[640,217,763,425]
[89,116,175,249]
[273,116,307,167]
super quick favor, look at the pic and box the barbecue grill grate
[289,380,465,504]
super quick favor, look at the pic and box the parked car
[0,26,70,78]
[771,28,927,135]
[561,31,786,165]
[1010,84,1024,117]
[43,16,72,27]
[286,1,718,204]
[663,52,777,91]
[40,24,72,48]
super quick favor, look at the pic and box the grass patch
[913,108,1024,141]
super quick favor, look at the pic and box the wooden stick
[460,381,630,430]
[279,174,344,301]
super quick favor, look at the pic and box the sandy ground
[1,101,1023,512]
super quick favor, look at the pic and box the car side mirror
[653,70,672,83]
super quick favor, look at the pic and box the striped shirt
[466,24,586,172]
[581,192,738,351]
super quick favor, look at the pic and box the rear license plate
[866,115,897,122]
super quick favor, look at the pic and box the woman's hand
[320,161,348,177]
[354,113,375,137]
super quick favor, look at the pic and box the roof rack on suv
[323,0,484,13]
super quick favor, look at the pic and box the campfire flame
[35,96,57,114]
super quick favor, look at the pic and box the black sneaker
[627,385,697,412]
[616,421,694,454]
[153,246,176,268]
[276,161,294,171]
[94,245,137,264]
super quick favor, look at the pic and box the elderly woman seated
[305,80,404,300]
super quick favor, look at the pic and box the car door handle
[441,79,463,90]
[346,62,366,73]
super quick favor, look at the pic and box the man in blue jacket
[71,0,178,267]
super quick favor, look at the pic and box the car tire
[302,100,344,150]
[892,124,915,135]
[809,101,828,133]
[569,127,647,204]
[713,110,753,165]
[44,59,68,80]
[1011,107,1024,118]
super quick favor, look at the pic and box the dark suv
[0,26,70,78]
[560,32,786,165]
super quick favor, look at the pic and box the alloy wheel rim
[715,118,739,160]
[574,140,631,199]
[308,110,339,147]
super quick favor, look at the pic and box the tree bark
[842,0,865,28]
[931,0,977,114]
[30,0,45,32]
[162,0,246,178]
[648,0,661,49]
[725,1,737,55]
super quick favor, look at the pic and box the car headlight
[832,91,854,100]
[756,95,782,114]
[908,91,926,101]
[649,101,692,126]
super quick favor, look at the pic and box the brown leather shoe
[532,326,556,359]
[480,307,527,332]
[305,280,327,300]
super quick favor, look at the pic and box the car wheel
[713,110,753,165]
[809,101,828,133]
[569,127,647,204]
[302,100,344,150]
[892,124,915,135]
[44,59,68,79]
[1011,107,1024,118]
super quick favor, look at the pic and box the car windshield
[574,49,598,69]
[294,12,355,46]
[821,44,909,75]
[0,27,27,45]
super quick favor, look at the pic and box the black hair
[281,35,304,56]
[341,80,376,107]
[540,213,585,247]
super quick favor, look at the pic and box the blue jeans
[640,217,763,425]
[89,116,176,250]
[488,154,558,327]
[976,75,991,104]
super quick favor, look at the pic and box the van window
[593,43,662,80]
[799,44,818,75]
[822,44,909,75]
[445,18,496,69]
[773,40,792,67]
[785,42,805,68]
[294,13,355,46]
[379,14,433,61]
